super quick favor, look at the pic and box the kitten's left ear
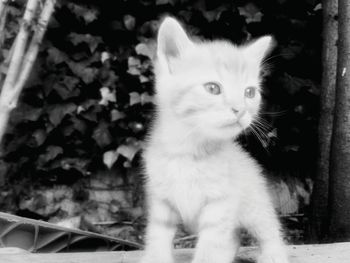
[244,36,274,62]
[157,17,193,71]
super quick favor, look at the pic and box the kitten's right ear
[157,17,193,71]
[244,36,274,63]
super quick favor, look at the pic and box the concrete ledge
[1,242,350,263]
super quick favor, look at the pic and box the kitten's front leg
[140,200,178,263]
[256,225,289,263]
[256,227,289,263]
[192,202,239,263]
[242,191,289,263]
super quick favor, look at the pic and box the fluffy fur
[141,17,289,263]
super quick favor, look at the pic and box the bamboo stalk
[1,37,17,90]
[4,37,17,66]
[0,0,8,87]
[0,5,7,86]
[0,0,39,108]
[0,0,8,20]
[0,0,8,46]
[0,9,7,47]
[10,0,56,106]
[0,0,56,144]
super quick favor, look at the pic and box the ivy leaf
[62,123,75,137]
[202,11,219,22]
[68,33,103,53]
[77,100,97,114]
[282,73,315,95]
[47,46,67,64]
[129,92,153,105]
[135,41,156,59]
[123,15,136,31]
[117,144,140,161]
[238,3,263,23]
[62,75,80,90]
[38,145,64,166]
[314,3,322,11]
[285,145,300,152]
[11,104,42,122]
[67,3,99,24]
[127,67,141,76]
[128,57,141,67]
[79,106,101,122]
[31,129,47,147]
[103,150,119,169]
[99,87,116,105]
[111,109,126,121]
[129,92,141,106]
[53,76,80,100]
[48,103,77,126]
[267,129,278,138]
[7,5,22,17]
[83,10,99,24]
[0,160,9,186]
[92,122,112,148]
[71,117,88,134]
[139,20,159,36]
[101,51,112,63]
[141,92,154,104]
[50,157,89,175]
[156,0,176,5]
[127,57,141,76]
[129,122,144,133]
[139,75,149,83]
[101,70,119,88]
[68,61,98,84]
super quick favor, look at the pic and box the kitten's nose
[231,108,239,114]
[232,107,245,119]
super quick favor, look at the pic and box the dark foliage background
[0,0,321,244]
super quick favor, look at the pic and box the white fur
[141,17,289,263]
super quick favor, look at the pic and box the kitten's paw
[139,254,174,263]
[191,250,235,263]
[258,251,289,263]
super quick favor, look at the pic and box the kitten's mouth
[221,121,240,129]
[221,119,249,131]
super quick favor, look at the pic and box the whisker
[254,117,272,131]
[261,52,293,65]
[254,126,270,140]
[253,124,270,142]
[256,115,272,124]
[259,110,288,117]
[253,120,279,144]
[253,120,270,131]
[249,125,269,151]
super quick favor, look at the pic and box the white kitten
[141,17,289,263]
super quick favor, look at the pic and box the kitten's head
[154,17,273,140]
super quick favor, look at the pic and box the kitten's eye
[244,86,257,98]
[204,82,221,95]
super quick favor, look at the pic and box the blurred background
[0,0,326,248]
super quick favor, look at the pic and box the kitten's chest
[146,153,232,226]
